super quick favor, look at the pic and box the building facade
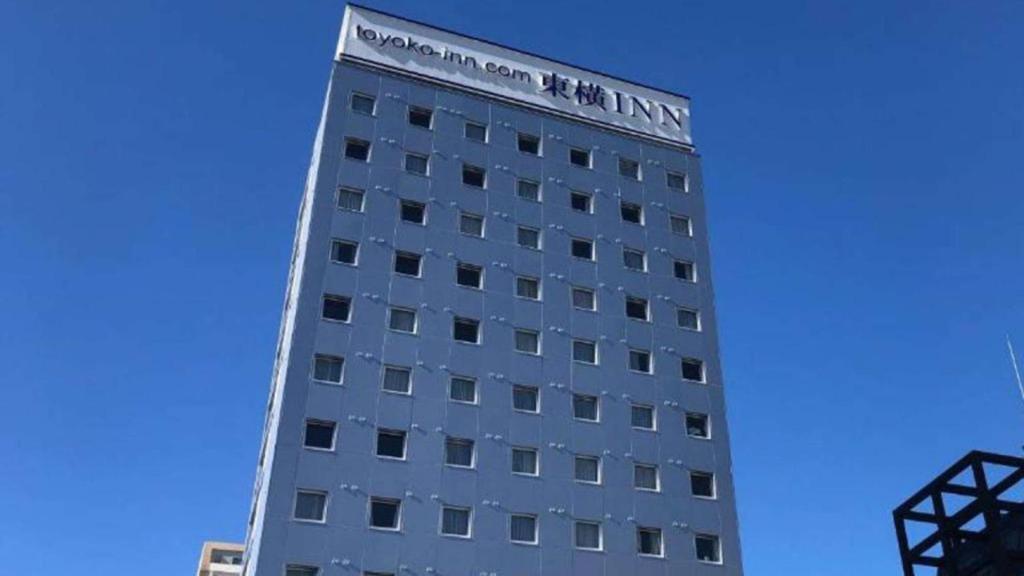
[197,542,245,576]
[244,5,743,576]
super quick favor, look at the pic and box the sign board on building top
[337,5,692,147]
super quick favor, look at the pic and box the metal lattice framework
[893,450,1024,576]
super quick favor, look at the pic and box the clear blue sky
[2,1,1022,574]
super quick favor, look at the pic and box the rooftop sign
[337,5,692,147]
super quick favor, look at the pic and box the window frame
[623,247,647,272]
[399,199,427,225]
[695,533,723,564]
[368,497,402,531]
[515,275,541,300]
[634,463,660,492]
[571,287,597,311]
[387,306,418,334]
[629,348,653,374]
[293,489,328,523]
[459,211,485,238]
[453,316,481,344]
[393,250,423,278]
[510,514,539,545]
[321,294,352,323]
[350,92,376,115]
[375,428,408,460]
[517,132,541,155]
[666,170,688,192]
[572,339,598,365]
[448,375,478,405]
[337,186,365,212]
[677,307,701,331]
[440,505,473,538]
[444,436,476,469]
[403,152,430,176]
[344,137,371,162]
[516,178,542,202]
[511,446,540,477]
[516,225,542,250]
[330,239,359,266]
[674,259,697,282]
[512,385,540,414]
[574,520,603,551]
[690,470,717,499]
[574,454,601,485]
[686,412,711,439]
[311,354,344,384]
[570,190,592,213]
[572,393,600,423]
[456,262,484,289]
[407,106,433,129]
[625,295,649,321]
[569,147,591,168]
[681,358,705,383]
[514,328,541,355]
[637,526,664,557]
[618,156,642,180]
[303,419,337,451]
[462,163,487,188]
[464,121,488,143]
[670,213,693,236]
[571,237,595,261]
[630,404,656,431]
[381,364,413,395]
[620,201,644,224]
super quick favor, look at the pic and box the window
[620,201,643,224]
[666,170,688,191]
[570,190,591,213]
[573,393,599,421]
[304,420,336,450]
[449,376,477,404]
[363,572,393,576]
[677,307,700,330]
[674,259,696,281]
[351,92,375,115]
[460,212,484,237]
[510,514,537,544]
[517,226,540,249]
[369,497,401,530]
[322,294,351,322]
[619,157,641,180]
[382,365,412,394]
[404,153,429,176]
[408,106,432,129]
[394,251,422,277]
[572,287,596,311]
[456,263,483,288]
[517,132,540,155]
[441,506,471,537]
[634,464,659,491]
[376,428,407,459]
[313,354,343,383]
[574,455,600,484]
[629,349,652,374]
[681,358,705,382]
[571,238,594,260]
[462,164,486,188]
[516,276,540,300]
[515,329,540,354]
[575,521,602,550]
[294,490,327,522]
[516,178,540,201]
[285,566,319,576]
[637,527,663,556]
[453,317,480,343]
[512,385,539,413]
[623,248,646,271]
[569,147,590,167]
[400,200,426,224]
[464,122,487,142]
[511,447,538,476]
[696,534,722,563]
[338,187,365,212]
[445,437,474,467]
[670,214,692,236]
[388,307,417,333]
[330,239,358,265]
[572,339,597,364]
[344,138,370,161]
[686,412,710,439]
[631,404,655,430]
[625,296,648,321]
[690,471,716,498]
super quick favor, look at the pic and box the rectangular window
[453,317,480,343]
[382,365,412,394]
[670,214,692,236]
[400,200,426,224]
[517,226,541,249]
[637,527,663,556]
[462,164,486,188]
[516,178,541,201]
[623,248,646,271]
[408,106,432,129]
[369,497,401,530]
[666,171,688,191]
[620,201,643,224]
[572,287,596,311]
[515,329,540,354]
[677,307,700,330]
[331,239,358,265]
[460,212,484,237]
[629,349,652,374]
[517,132,540,155]
[394,251,422,277]
[313,354,343,383]
[304,419,336,450]
[512,385,539,413]
[681,358,705,382]
[464,122,487,142]
[569,147,590,168]
[449,376,477,404]
[322,294,351,322]
[674,259,696,281]
[351,92,375,115]
[344,138,370,161]
[456,263,483,288]
[625,296,648,321]
[388,307,417,333]
[575,521,602,550]
[619,157,641,180]
[572,393,599,421]
[285,566,319,576]
[572,339,597,364]
[510,514,537,544]
[571,238,594,260]
[294,490,327,522]
[686,412,710,439]
[634,464,659,491]
[376,428,407,459]
[631,405,655,430]
[516,276,540,300]
[441,506,471,537]
[404,153,429,176]
[338,187,365,212]
[574,455,600,484]
[511,447,538,476]
[690,471,716,498]
[696,534,722,563]
[570,190,591,213]
[445,437,474,467]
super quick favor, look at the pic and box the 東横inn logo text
[352,24,686,134]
